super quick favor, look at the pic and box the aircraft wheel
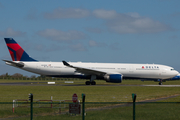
[85,81,90,85]
[159,82,162,85]
[91,81,96,85]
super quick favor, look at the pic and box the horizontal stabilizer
[3,60,24,68]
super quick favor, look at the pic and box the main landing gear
[85,75,96,85]
[85,81,96,85]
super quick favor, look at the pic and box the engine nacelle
[104,74,123,83]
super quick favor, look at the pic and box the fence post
[82,93,86,120]
[13,100,15,113]
[51,96,53,108]
[29,93,33,120]
[132,93,136,120]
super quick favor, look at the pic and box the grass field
[1,79,180,102]
[0,79,180,119]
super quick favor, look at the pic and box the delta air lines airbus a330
[3,38,180,85]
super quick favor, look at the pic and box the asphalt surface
[0,82,180,87]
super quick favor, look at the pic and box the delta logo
[142,66,159,69]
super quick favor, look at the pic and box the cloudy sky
[0,0,180,76]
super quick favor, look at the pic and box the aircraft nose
[174,70,179,75]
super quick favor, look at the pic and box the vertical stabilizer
[4,38,37,61]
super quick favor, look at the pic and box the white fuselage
[8,61,179,80]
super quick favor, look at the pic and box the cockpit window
[171,69,175,71]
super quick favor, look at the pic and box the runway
[0,82,180,87]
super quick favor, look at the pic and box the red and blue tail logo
[4,38,37,61]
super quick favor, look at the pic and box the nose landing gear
[159,80,163,85]
[159,82,162,85]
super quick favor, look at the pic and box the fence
[0,101,180,120]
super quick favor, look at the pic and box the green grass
[0,79,180,119]
[0,84,180,102]
[10,102,180,120]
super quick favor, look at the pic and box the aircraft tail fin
[4,38,37,61]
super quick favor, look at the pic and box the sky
[0,0,180,77]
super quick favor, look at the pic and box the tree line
[0,73,68,80]
[0,73,36,78]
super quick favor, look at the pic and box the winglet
[62,61,70,66]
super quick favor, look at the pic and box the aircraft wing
[62,61,114,76]
[3,60,24,68]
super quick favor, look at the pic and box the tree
[12,73,23,78]
[0,74,6,77]
[30,75,36,78]
[6,73,9,77]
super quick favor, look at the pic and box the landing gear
[91,81,96,85]
[85,81,96,85]
[85,75,96,85]
[85,81,91,85]
[159,80,162,85]
[159,82,162,85]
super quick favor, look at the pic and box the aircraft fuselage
[6,61,178,80]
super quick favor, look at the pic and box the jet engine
[104,74,123,83]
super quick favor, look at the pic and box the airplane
[3,38,180,85]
